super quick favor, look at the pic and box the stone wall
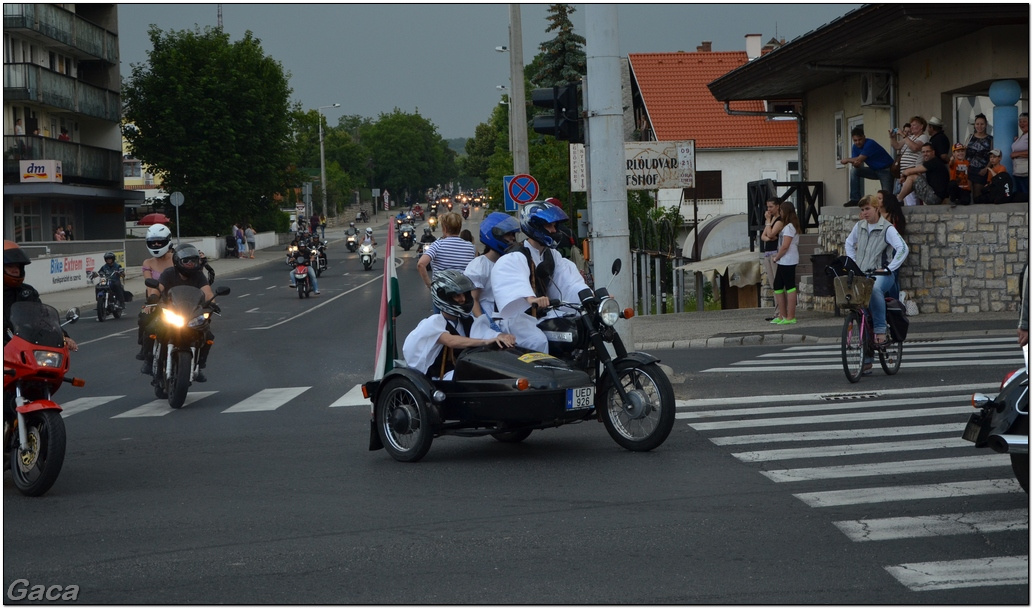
[804,202,1028,314]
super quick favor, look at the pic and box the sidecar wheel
[168,350,192,409]
[491,429,532,443]
[375,378,433,462]
[1012,454,1029,493]
[10,410,66,497]
[598,361,675,452]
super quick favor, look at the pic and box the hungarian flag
[373,224,401,380]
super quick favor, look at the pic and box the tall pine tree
[531,4,587,87]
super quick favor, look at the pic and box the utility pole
[584,5,633,342]
[508,4,529,175]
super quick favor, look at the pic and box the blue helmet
[478,212,520,255]
[519,200,569,248]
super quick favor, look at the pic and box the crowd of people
[842,112,1028,208]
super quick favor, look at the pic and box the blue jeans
[289,266,319,292]
[850,165,894,201]
[869,274,897,335]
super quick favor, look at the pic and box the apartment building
[3,3,142,244]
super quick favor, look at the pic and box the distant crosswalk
[702,336,1023,373]
[680,384,1028,592]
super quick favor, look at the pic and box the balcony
[3,4,118,64]
[4,64,120,123]
[3,136,123,186]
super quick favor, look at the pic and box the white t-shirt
[777,223,800,266]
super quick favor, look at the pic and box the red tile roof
[629,52,798,149]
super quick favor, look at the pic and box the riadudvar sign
[569,141,695,192]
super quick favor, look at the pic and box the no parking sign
[503,174,539,212]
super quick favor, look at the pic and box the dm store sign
[20,160,63,183]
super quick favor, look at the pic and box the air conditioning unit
[860,73,891,106]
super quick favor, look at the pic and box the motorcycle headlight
[188,312,209,328]
[34,350,64,368]
[599,297,621,327]
[162,308,186,328]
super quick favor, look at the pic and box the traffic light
[530,84,582,143]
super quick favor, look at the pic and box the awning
[675,249,762,288]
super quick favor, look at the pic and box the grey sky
[117,3,860,140]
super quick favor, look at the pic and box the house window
[123,159,142,178]
[684,170,722,200]
[10,200,40,242]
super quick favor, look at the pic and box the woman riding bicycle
[844,194,909,348]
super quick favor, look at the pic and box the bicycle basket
[833,276,874,308]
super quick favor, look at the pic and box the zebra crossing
[702,336,1023,373]
[58,384,371,419]
[680,384,1028,592]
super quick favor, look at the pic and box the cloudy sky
[117,3,860,140]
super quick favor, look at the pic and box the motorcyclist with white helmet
[402,269,515,380]
[137,224,175,362]
[361,227,377,246]
[490,201,589,353]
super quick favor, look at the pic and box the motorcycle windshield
[165,285,206,314]
[8,302,64,348]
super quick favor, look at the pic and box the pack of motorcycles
[5,219,1028,495]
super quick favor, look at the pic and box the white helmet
[365,228,373,236]
[146,224,173,257]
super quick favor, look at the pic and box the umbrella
[137,213,171,226]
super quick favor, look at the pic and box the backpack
[885,297,910,341]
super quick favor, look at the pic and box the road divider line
[685,405,971,430]
[251,275,382,329]
[673,383,997,409]
[732,436,965,462]
[705,357,1022,372]
[834,508,1028,542]
[679,394,971,420]
[759,454,1007,483]
[223,387,310,413]
[884,556,1028,591]
[60,396,125,418]
[794,479,1022,507]
[113,391,217,418]
[709,423,961,445]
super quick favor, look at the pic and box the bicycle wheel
[879,334,903,375]
[841,309,864,383]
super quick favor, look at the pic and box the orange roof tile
[629,52,798,149]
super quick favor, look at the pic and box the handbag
[899,290,919,316]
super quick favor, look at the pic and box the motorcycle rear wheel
[10,410,66,497]
[168,350,192,409]
[1012,454,1029,493]
[376,378,433,462]
[598,361,675,452]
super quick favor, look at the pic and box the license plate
[961,412,989,444]
[566,386,595,410]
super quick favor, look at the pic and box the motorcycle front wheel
[598,361,675,451]
[97,297,106,322]
[10,410,66,497]
[376,378,433,462]
[168,350,192,409]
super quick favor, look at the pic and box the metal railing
[3,4,118,63]
[3,136,122,185]
[4,64,120,122]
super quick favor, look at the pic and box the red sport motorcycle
[4,302,83,496]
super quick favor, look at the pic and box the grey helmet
[431,269,475,318]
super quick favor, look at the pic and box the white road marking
[679,394,972,420]
[704,357,1021,372]
[760,454,1008,483]
[330,384,370,408]
[885,556,1028,591]
[794,479,1023,507]
[732,437,967,462]
[59,396,125,418]
[834,509,1028,542]
[251,276,381,329]
[686,406,970,431]
[222,387,310,413]
[674,383,997,409]
[710,423,961,446]
[113,392,217,417]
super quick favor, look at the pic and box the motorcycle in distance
[87,268,130,322]
[308,237,328,277]
[359,242,377,271]
[143,278,230,409]
[289,250,313,298]
[4,303,83,496]
[346,233,359,253]
[461,202,470,219]
[356,208,370,223]
[427,215,438,233]
[364,260,676,462]
[412,204,425,220]
[962,347,1029,492]
[398,223,416,251]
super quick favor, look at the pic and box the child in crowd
[947,143,971,206]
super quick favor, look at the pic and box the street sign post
[169,191,184,245]
[503,174,539,211]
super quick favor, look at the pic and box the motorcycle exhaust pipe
[988,434,1029,455]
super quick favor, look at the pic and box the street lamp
[318,103,340,218]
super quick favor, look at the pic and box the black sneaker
[194,371,207,383]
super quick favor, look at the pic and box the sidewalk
[39,213,1020,349]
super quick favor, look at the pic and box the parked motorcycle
[143,278,230,409]
[963,355,1029,492]
[88,269,129,322]
[359,243,377,271]
[346,233,359,253]
[289,251,313,299]
[4,303,82,496]
[364,260,676,462]
[398,224,416,251]
[356,209,370,223]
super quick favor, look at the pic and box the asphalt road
[3,235,1028,604]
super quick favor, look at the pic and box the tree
[364,109,456,200]
[123,26,293,235]
[530,4,587,88]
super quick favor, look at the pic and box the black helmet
[172,244,201,276]
[431,269,475,318]
[104,251,115,263]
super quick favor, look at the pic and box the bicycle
[835,269,904,383]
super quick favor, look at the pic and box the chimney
[745,34,762,60]
[696,41,712,53]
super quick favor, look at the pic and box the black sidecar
[364,347,597,462]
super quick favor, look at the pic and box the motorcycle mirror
[611,259,622,277]
[215,286,231,297]
[65,308,80,323]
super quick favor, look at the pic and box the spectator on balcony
[64,225,74,241]
[890,116,930,193]
[53,226,66,241]
[898,143,949,206]
[841,126,895,205]
[58,128,70,142]
[966,113,993,201]
[927,116,951,164]
[14,119,24,136]
[947,143,972,206]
